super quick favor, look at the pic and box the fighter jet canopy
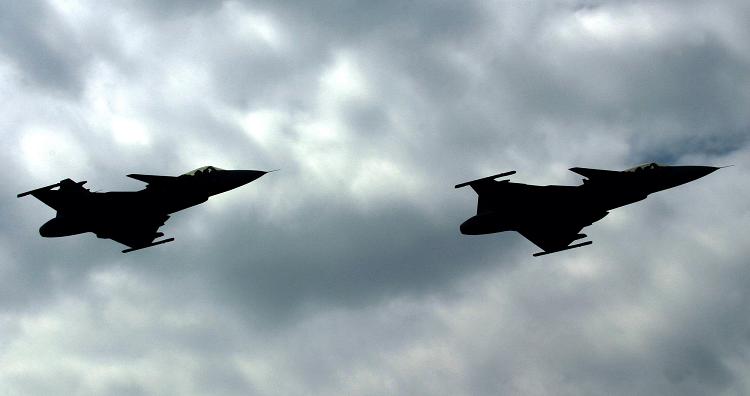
[182,166,224,176]
[624,162,662,172]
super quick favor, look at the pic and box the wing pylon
[122,236,175,253]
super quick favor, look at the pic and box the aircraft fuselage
[38,189,210,237]
[19,166,270,252]
[457,164,720,255]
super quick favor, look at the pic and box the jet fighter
[455,163,721,256]
[18,166,271,253]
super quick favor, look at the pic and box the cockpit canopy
[182,166,224,176]
[624,162,662,172]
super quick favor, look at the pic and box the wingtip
[454,170,516,189]
[17,181,64,198]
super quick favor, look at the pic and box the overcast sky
[2,0,750,395]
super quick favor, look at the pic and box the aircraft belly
[581,186,648,211]
[600,193,648,210]
[163,195,209,214]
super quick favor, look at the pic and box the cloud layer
[2,0,749,395]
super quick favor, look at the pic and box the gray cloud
[0,1,92,95]
[2,0,750,394]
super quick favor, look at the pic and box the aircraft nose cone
[235,170,268,185]
[650,165,721,192]
[209,169,271,195]
[699,166,721,176]
[684,166,721,181]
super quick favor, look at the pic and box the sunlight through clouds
[320,52,370,103]
[18,126,89,180]
[111,116,150,146]
[222,2,286,51]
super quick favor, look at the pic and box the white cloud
[319,52,370,103]
[18,126,89,181]
[222,2,286,51]
[111,116,150,146]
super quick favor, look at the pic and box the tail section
[17,179,88,210]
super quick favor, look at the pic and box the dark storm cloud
[2,0,750,394]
